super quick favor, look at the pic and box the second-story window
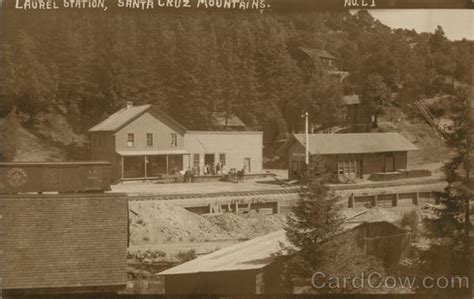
[146,133,153,146]
[170,133,177,147]
[127,133,134,148]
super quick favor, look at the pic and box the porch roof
[117,150,190,156]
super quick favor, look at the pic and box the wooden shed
[157,230,292,295]
[157,221,411,295]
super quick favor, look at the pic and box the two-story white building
[89,103,263,181]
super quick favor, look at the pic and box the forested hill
[0,9,472,159]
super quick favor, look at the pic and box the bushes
[176,249,197,263]
[400,209,420,236]
[0,108,21,161]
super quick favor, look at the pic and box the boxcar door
[42,166,60,192]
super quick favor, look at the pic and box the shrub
[400,209,420,236]
[176,249,197,263]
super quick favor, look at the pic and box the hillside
[0,118,67,161]
[377,111,451,170]
[0,9,471,159]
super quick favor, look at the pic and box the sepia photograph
[0,1,473,297]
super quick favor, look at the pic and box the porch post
[144,156,148,178]
[121,156,124,180]
[166,155,169,174]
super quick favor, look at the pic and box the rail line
[127,188,299,201]
[126,178,445,201]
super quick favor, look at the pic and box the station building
[280,132,418,181]
[89,103,263,181]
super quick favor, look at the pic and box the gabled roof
[299,47,336,61]
[1,194,128,290]
[342,94,361,106]
[157,230,290,275]
[212,112,246,128]
[89,104,187,134]
[290,133,418,155]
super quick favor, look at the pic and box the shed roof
[89,104,186,133]
[1,195,128,290]
[292,133,418,155]
[299,47,336,61]
[212,112,246,128]
[157,229,290,275]
[157,221,408,276]
[342,94,361,105]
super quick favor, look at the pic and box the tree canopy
[0,10,471,156]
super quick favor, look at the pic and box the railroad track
[127,188,300,201]
[126,178,445,201]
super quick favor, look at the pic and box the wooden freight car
[0,162,111,194]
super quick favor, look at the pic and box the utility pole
[303,112,309,165]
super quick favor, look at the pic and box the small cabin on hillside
[297,47,337,70]
[339,94,373,131]
[280,132,418,181]
[89,102,263,181]
[293,47,349,81]
[212,112,247,131]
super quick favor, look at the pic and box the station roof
[290,133,418,155]
[157,229,290,275]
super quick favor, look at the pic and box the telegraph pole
[303,112,309,165]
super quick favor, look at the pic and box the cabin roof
[299,47,336,61]
[212,112,246,128]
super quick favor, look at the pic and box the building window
[146,133,153,146]
[170,133,177,147]
[219,153,226,165]
[127,133,134,148]
[338,159,357,176]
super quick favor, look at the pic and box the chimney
[126,101,133,109]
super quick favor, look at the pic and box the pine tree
[284,155,343,277]
[420,86,473,295]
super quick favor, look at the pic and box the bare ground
[129,201,288,245]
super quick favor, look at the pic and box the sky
[364,9,473,41]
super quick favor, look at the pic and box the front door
[204,154,215,166]
[244,157,251,173]
[384,154,394,172]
